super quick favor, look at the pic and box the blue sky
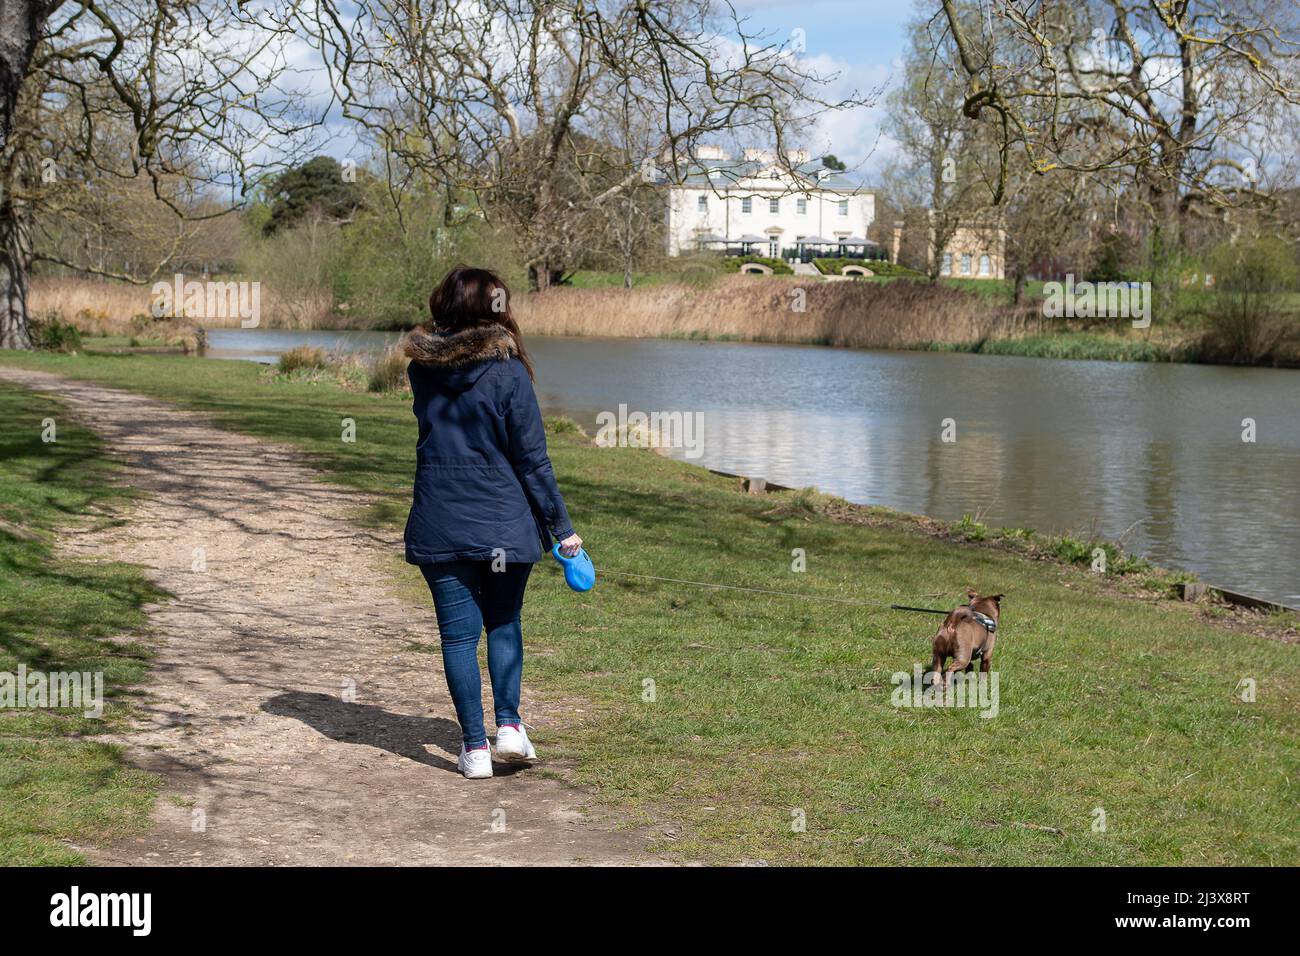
[730,0,920,174]
[734,0,915,66]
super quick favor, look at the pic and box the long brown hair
[427,265,535,379]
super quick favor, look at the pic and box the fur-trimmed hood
[403,324,517,367]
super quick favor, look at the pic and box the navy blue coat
[402,325,573,565]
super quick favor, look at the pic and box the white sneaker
[494,724,537,762]
[457,745,493,779]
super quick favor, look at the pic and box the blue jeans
[420,561,533,749]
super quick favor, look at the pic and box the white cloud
[794,51,901,178]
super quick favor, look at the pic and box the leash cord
[596,568,950,614]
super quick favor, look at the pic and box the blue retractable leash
[551,542,596,592]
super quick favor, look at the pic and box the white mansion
[664,147,877,260]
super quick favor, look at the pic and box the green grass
[979,333,1175,362]
[921,332,1180,363]
[1,350,1297,865]
[0,380,163,865]
[81,335,171,350]
[940,277,1048,304]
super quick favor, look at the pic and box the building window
[741,197,752,214]
[941,253,953,276]
[769,197,780,214]
[961,253,972,275]
[838,199,849,216]
[697,194,708,212]
[979,254,991,276]
[796,198,807,215]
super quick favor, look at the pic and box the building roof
[670,155,868,193]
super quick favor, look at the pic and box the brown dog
[931,589,1004,688]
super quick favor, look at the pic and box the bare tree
[1001,165,1100,301]
[575,31,668,287]
[304,0,871,289]
[885,14,1004,280]
[936,0,1300,266]
[1,1,323,348]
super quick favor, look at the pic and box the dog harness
[964,608,997,660]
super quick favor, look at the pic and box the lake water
[206,328,1300,605]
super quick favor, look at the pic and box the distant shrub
[719,256,793,275]
[1050,535,1092,564]
[861,261,927,278]
[1048,535,1150,574]
[278,345,328,373]
[28,311,82,352]
[329,187,527,328]
[1204,237,1298,364]
[545,416,586,437]
[162,325,206,354]
[367,345,409,393]
[812,258,921,278]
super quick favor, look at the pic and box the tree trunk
[528,261,564,291]
[0,188,33,348]
[1,2,47,148]
[1147,181,1182,319]
[0,125,35,350]
[0,0,50,349]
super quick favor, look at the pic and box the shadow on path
[263,691,530,777]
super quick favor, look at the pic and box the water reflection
[203,329,1300,604]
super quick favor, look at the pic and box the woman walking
[403,266,582,779]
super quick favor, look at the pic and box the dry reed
[30,276,338,330]
[514,275,1013,349]
[33,273,1025,351]
[367,344,411,392]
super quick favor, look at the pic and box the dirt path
[1,367,654,866]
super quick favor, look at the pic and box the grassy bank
[0,381,163,865]
[921,331,1191,363]
[1,349,1296,865]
